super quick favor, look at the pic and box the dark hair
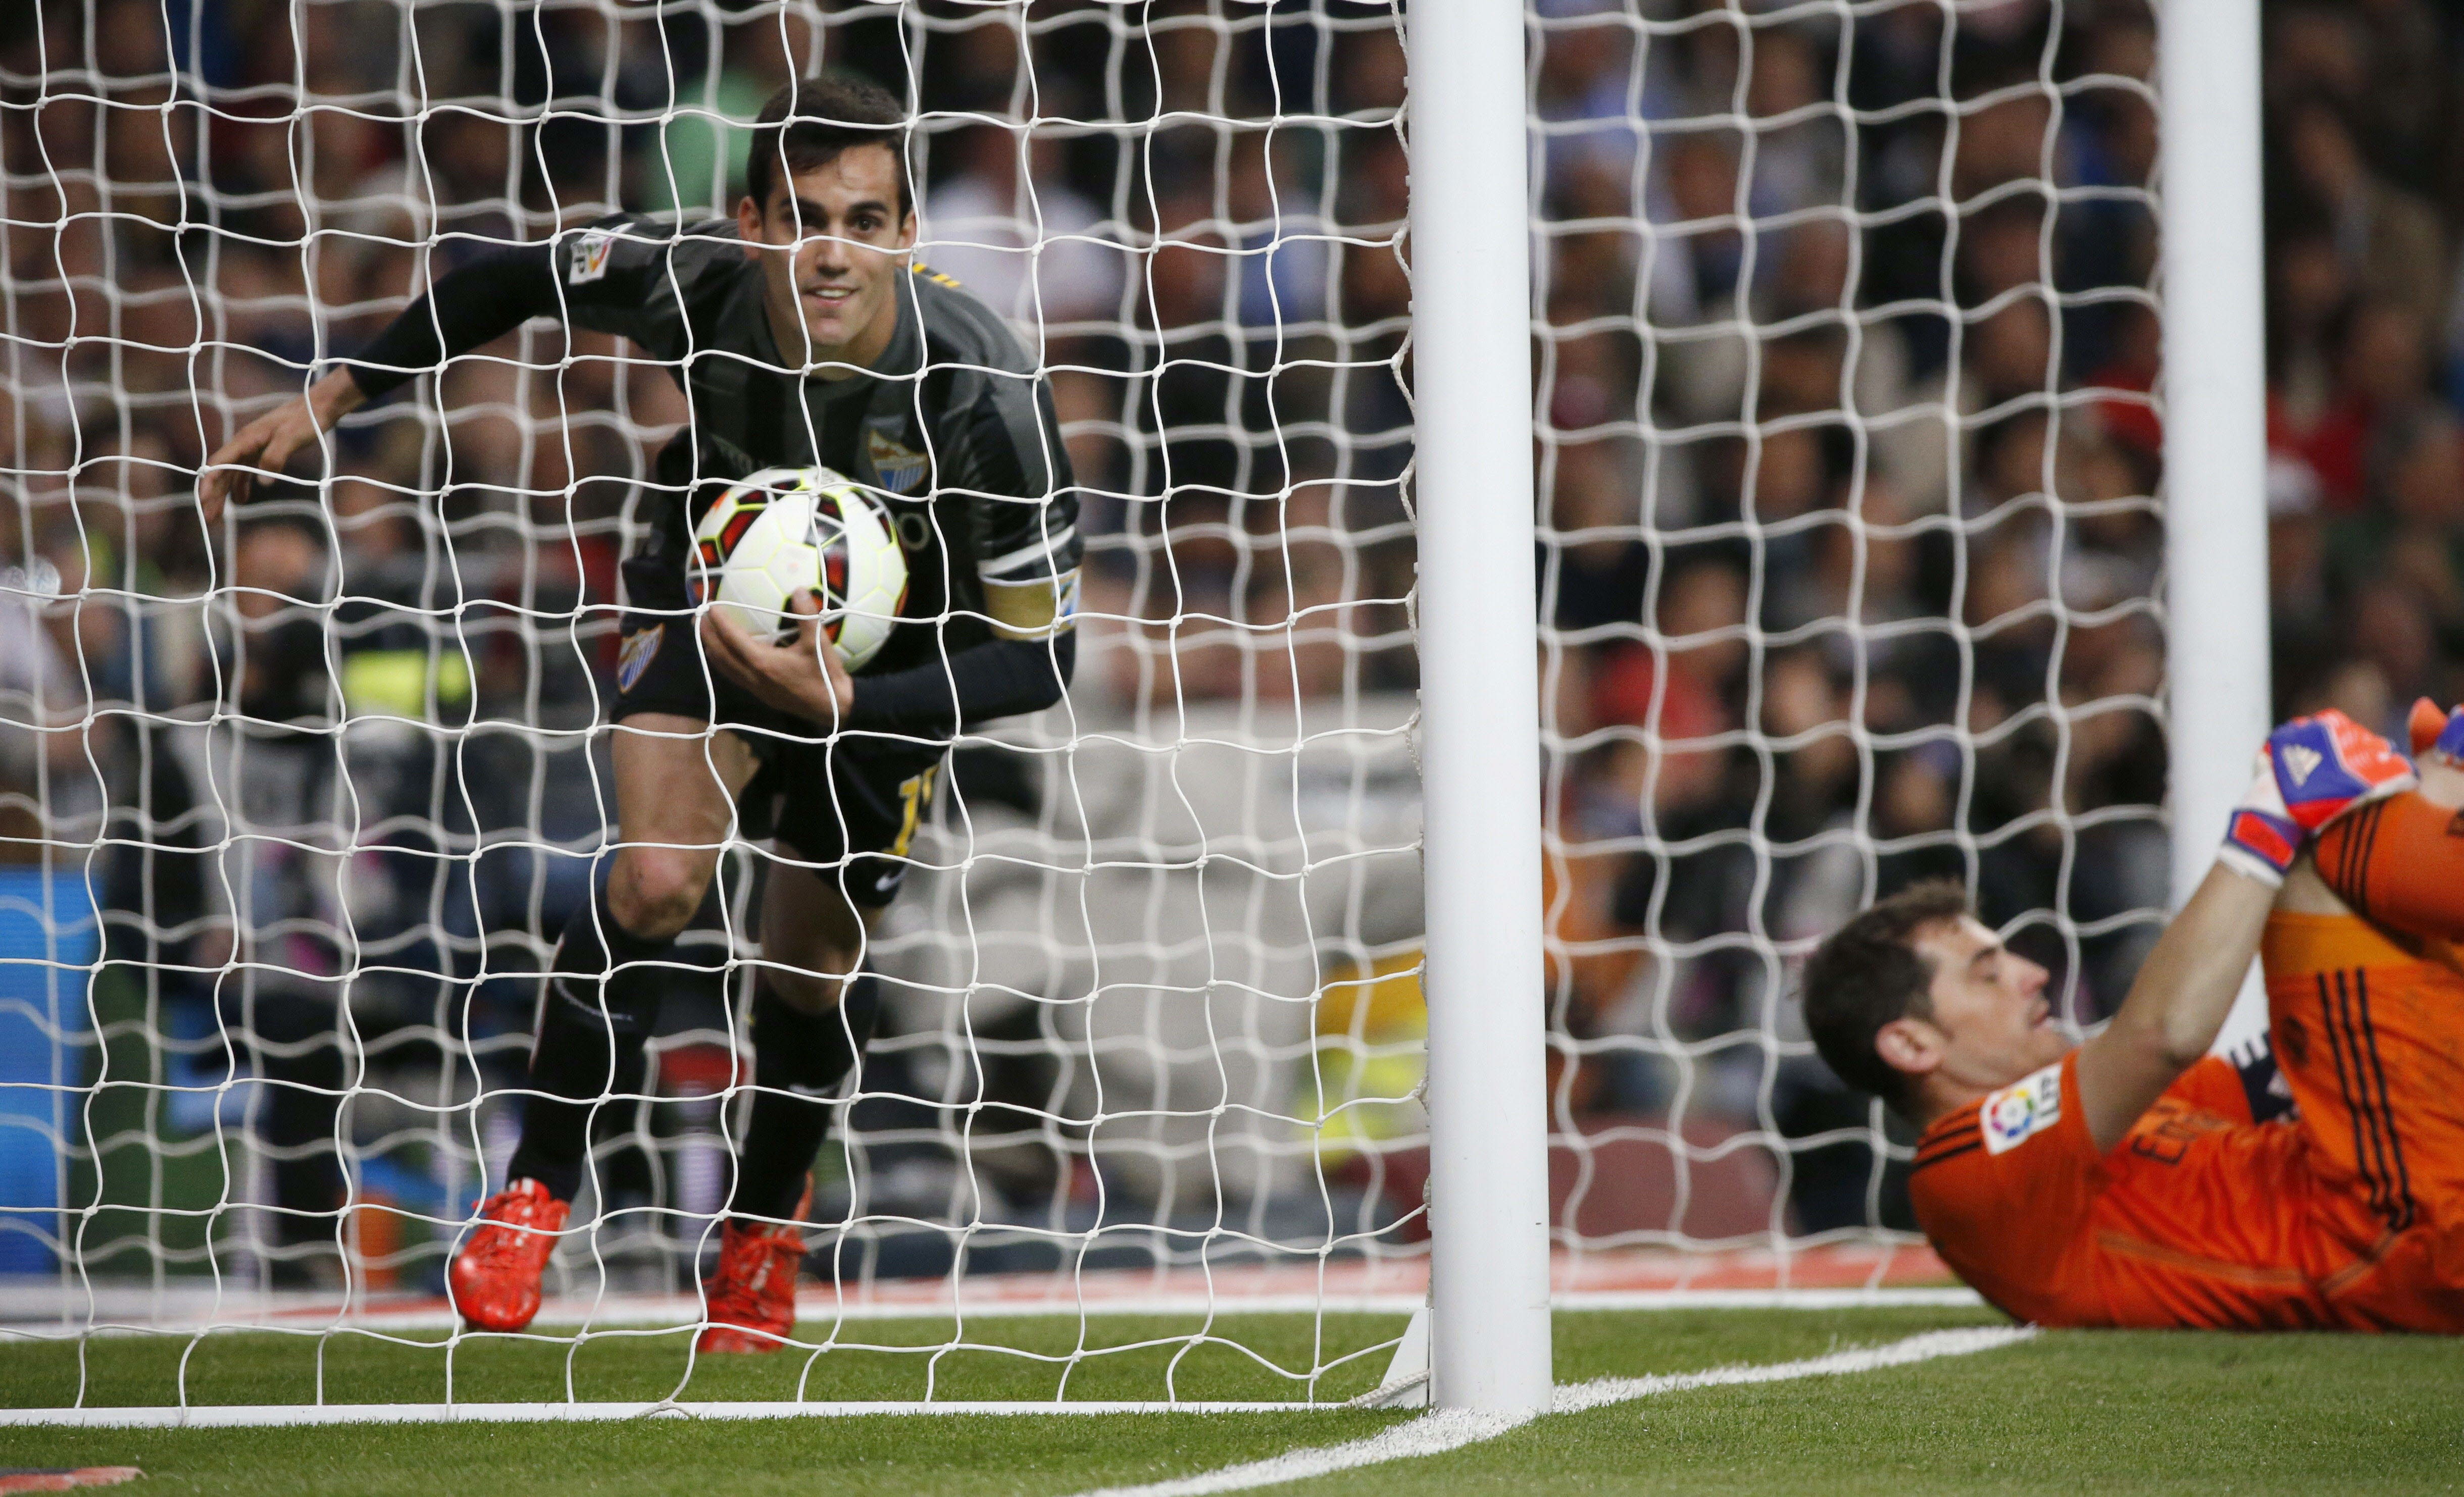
[1799,881,1973,1111]
[744,75,912,222]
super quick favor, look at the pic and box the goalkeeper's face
[740,145,918,371]
[1883,915,2069,1105]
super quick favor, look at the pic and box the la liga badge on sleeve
[569,229,614,285]
[1981,1062,2063,1155]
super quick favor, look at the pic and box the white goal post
[2155,0,2271,1049]
[1409,0,1553,1416]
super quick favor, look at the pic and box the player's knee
[606,847,709,942]
[763,960,852,1016]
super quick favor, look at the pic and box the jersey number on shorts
[890,765,940,861]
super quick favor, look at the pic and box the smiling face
[1878,915,2068,1117]
[738,144,917,375]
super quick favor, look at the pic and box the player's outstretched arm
[198,368,368,525]
[2075,711,2412,1152]
[200,242,570,525]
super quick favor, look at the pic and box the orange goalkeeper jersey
[1909,912,2464,1330]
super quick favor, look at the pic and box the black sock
[731,976,880,1226]
[239,989,348,1248]
[506,883,681,1203]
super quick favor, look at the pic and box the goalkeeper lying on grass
[1803,703,2464,1330]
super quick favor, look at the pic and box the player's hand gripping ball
[690,466,909,670]
[2220,709,2415,886]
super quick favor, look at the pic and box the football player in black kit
[201,75,1081,1349]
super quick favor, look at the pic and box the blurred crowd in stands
[3,0,2462,1260]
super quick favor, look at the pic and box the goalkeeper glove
[2408,696,2464,764]
[2219,710,2413,887]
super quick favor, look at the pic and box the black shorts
[611,553,942,908]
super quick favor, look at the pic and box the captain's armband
[982,568,1080,642]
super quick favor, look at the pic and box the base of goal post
[1354,1302,1431,1409]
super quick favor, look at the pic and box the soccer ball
[689,466,909,671]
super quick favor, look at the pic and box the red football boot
[447,1178,568,1332]
[695,1205,809,1355]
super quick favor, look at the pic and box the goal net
[1,0,2164,1407]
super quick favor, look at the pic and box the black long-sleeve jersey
[343,214,1080,735]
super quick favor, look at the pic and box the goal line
[0,1322,2029,1434]
[4,1284,1982,1340]
[0,1399,1319,1430]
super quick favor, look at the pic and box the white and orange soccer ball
[689,466,908,671]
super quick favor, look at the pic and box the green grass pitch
[3,1307,2458,1495]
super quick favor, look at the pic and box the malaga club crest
[867,427,928,494]
[616,624,663,693]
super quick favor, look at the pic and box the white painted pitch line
[1063,1325,2038,1497]
[0,1315,2015,1432]
[1551,1324,2035,1413]
[1068,1408,1535,1497]
[1556,1287,1982,1312]
[0,1400,1306,1429]
[3,1286,1979,1339]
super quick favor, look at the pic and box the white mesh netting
[1,0,2167,1389]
